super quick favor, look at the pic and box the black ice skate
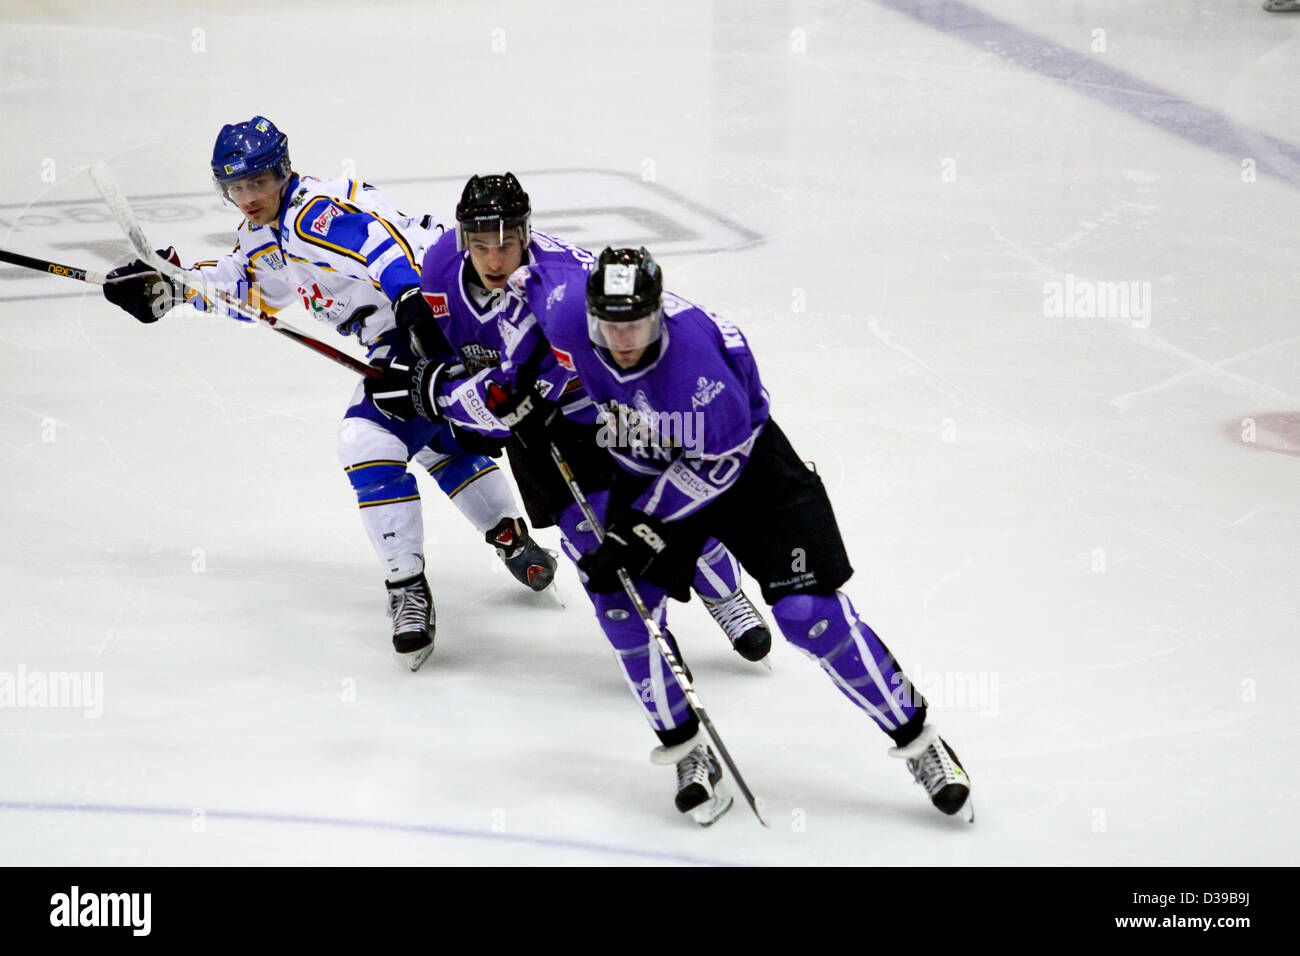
[486,517,557,592]
[386,572,435,671]
[889,723,973,822]
[700,588,772,665]
[652,735,734,827]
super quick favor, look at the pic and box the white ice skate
[889,723,974,822]
[386,572,435,671]
[652,734,734,827]
[700,588,773,667]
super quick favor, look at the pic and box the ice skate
[387,572,435,671]
[700,588,772,666]
[889,723,973,822]
[652,734,734,826]
[1264,0,1300,12]
[487,517,557,592]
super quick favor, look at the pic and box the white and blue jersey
[184,174,445,350]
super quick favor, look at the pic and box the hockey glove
[392,287,453,360]
[365,356,466,422]
[102,248,182,324]
[485,381,558,452]
[448,422,506,459]
[577,511,670,593]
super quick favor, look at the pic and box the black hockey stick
[87,162,380,381]
[1,247,107,285]
[548,440,770,827]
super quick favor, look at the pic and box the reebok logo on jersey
[552,346,576,371]
[423,292,450,318]
[311,203,342,235]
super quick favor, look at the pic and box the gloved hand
[392,287,453,360]
[448,422,506,459]
[364,355,466,422]
[102,247,181,323]
[485,381,558,452]
[576,511,670,593]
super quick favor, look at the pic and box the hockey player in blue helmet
[101,117,557,670]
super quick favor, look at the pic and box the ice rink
[2,0,1297,866]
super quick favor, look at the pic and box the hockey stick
[0,247,108,285]
[86,161,379,380]
[548,440,770,827]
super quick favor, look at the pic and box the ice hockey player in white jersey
[100,116,556,669]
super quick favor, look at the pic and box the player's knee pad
[588,591,655,653]
[343,460,418,508]
[427,453,500,500]
[772,591,856,658]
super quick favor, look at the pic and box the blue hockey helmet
[210,116,291,198]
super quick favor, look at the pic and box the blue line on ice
[0,800,743,866]
[875,0,1300,188]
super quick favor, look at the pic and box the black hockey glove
[392,287,453,360]
[102,248,182,324]
[577,512,670,594]
[485,381,558,452]
[364,355,466,422]
[448,422,506,459]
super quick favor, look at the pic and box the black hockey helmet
[455,173,530,251]
[586,247,664,353]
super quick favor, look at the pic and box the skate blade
[404,643,435,672]
[690,793,734,827]
[959,797,974,824]
[756,655,773,672]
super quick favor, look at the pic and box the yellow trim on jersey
[348,179,359,201]
[293,198,367,265]
[345,459,407,473]
[446,464,500,499]
[337,201,419,271]
[358,494,421,508]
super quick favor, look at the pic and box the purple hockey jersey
[419,229,596,435]
[502,261,771,523]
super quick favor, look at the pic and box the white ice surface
[1,0,1297,865]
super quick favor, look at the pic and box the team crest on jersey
[311,203,342,235]
[423,292,450,318]
[298,283,350,321]
[692,376,725,408]
[552,346,575,371]
[459,342,500,372]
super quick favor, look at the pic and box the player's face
[223,172,285,226]
[466,231,524,290]
[602,317,656,368]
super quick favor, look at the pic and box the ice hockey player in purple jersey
[99,117,553,670]
[497,248,974,824]
[367,173,774,670]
